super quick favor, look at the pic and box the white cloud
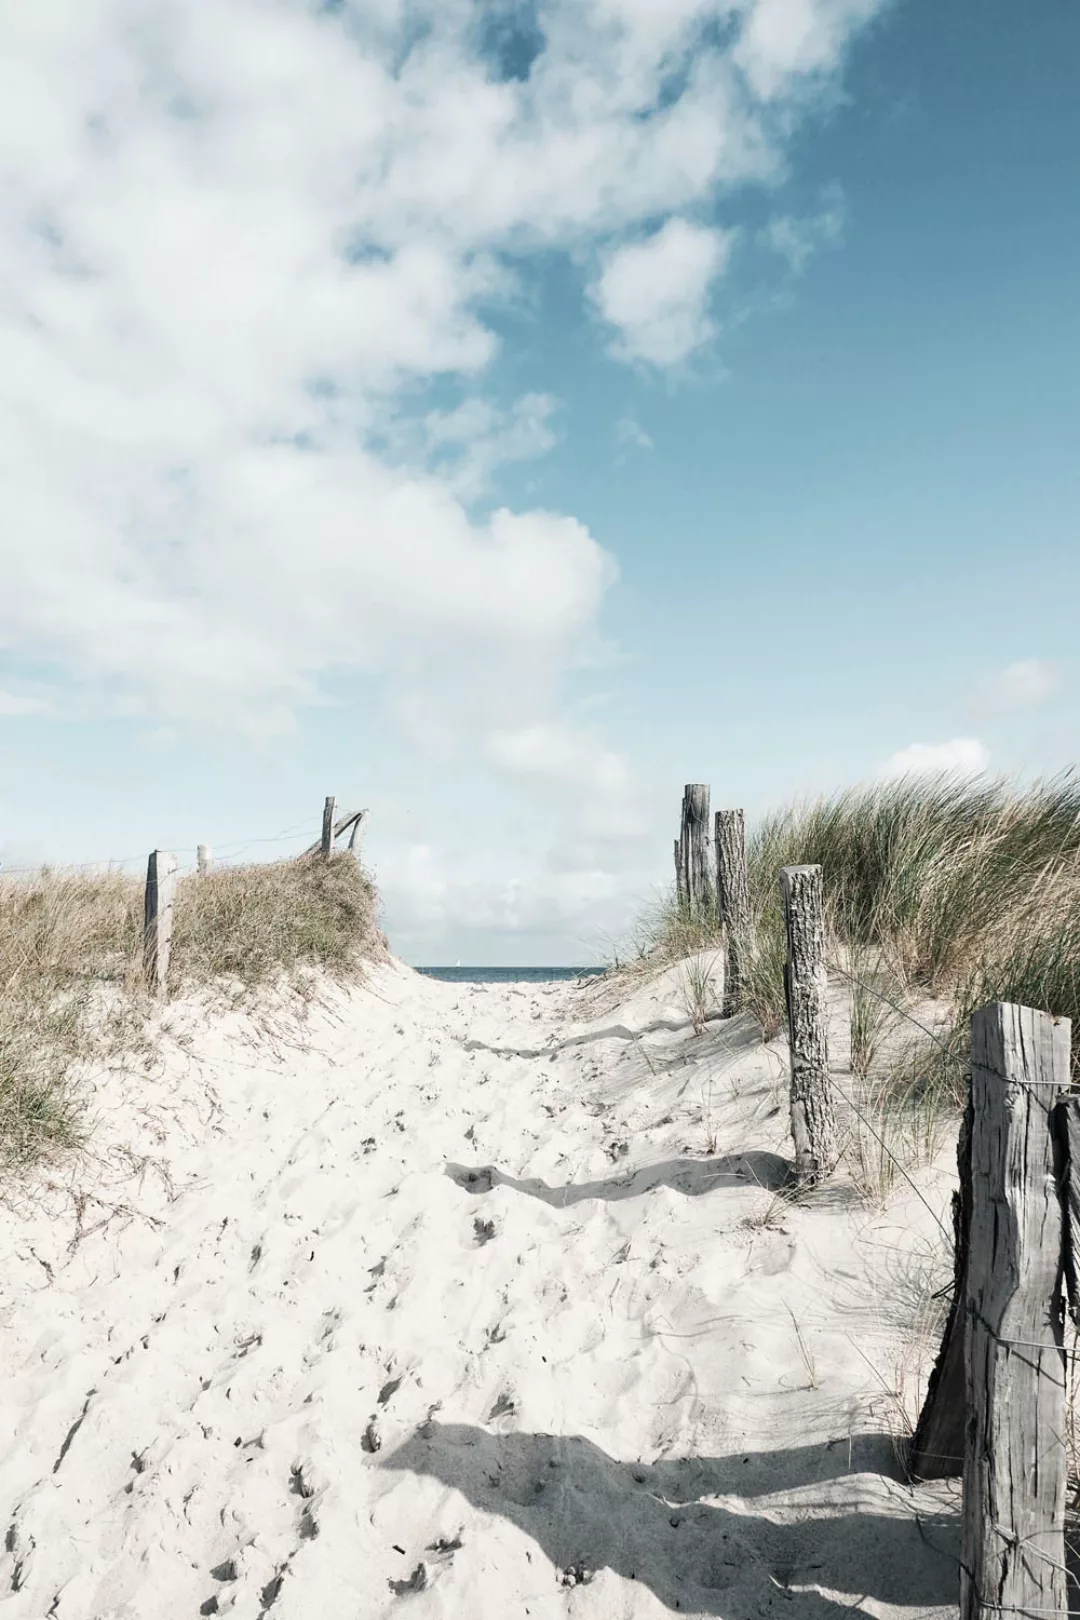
[0,0,886,739]
[590,219,736,366]
[734,0,886,101]
[979,659,1061,713]
[760,183,845,273]
[877,738,991,781]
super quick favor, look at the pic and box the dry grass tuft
[0,852,382,1177]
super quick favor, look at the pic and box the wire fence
[0,816,331,879]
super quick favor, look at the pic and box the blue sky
[1,0,1077,965]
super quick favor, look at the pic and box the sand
[0,955,963,1619]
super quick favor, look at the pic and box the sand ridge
[0,957,962,1618]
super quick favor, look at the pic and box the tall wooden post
[144,850,178,997]
[321,796,336,859]
[779,864,837,1186]
[676,785,711,916]
[197,843,211,875]
[960,1003,1070,1620]
[715,809,749,1016]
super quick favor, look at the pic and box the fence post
[960,1002,1070,1620]
[321,795,336,859]
[715,809,749,1016]
[197,843,211,875]
[779,864,837,1186]
[677,785,711,916]
[908,1094,973,1479]
[144,850,178,997]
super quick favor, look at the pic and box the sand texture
[0,957,963,1618]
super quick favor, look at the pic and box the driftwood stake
[960,1003,1070,1620]
[677,785,711,916]
[715,809,749,1017]
[321,796,336,859]
[143,849,178,997]
[779,864,837,1186]
[197,844,211,875]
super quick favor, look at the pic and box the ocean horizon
[413,965,606,984]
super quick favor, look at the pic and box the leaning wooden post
[960,1003,1070,1620]
[196,843,211,875]
[779,865,837,1186]
[715,809,749,1017]
[143,850,178,997]
[677,785,711,916]
[321,795,336,859]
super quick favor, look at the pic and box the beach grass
[0,853,380,1177]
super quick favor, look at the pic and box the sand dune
[0,957,962,1619]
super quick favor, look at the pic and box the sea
[413,966,606,984]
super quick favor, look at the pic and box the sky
[1,0,1078,965]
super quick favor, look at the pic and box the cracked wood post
[715,808,749,1017]
[908,1093,973,1480]
[779,864,837,1186]
[321,795,336,859]
[959,1002,1070,1620]
[677,784,711,917]
[143,849,178,997]
[196,843,211,875]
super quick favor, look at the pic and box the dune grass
[0,853,381,1177]
[616,768,1080,1195]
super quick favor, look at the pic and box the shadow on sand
[383,1423,960,1617]
[445,1152,794,1206]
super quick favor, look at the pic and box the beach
[0,955,962,1619]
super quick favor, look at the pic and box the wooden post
[715,809,749,1017]
[779,864,837,1186]
[960,1003,1070,1620]
[143,850,178,997]
[676,785,711,916]
[197,843,211,875]
[1054,1092,1080,1332]
[908,1094,973,1480]
[321,795,336,859]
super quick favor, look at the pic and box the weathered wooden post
[908,1095,973,1479]
[676,785,711,916]
[715,809,749,1017]
[321,795,336,859]
[674,838,686,909]
[959,1003,1070,1620]
[143,849,178,997]
[197,843,211,875]
[779,864,837,1186]
[347,810,366,853]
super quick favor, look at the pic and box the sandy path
[0,959,962,1619]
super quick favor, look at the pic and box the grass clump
[0,852,382,1178]
[170,853,380,991]
[0,869,145,1174]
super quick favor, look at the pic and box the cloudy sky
[1,0,1077,964]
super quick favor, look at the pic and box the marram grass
[0,853,380,1177]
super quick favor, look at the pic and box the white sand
[0,956,963,1619]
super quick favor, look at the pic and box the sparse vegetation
[0,853,381,1177]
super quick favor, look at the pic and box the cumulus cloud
[590,219,736,365]
[877,738,990,781]
[0,0,888,746]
